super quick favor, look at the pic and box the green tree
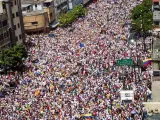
[58,5,87,27]
[131,0,153,33]
[0,45,27,67]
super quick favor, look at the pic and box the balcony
[0,14,7,21]
[0,25,9,33]
[0,37,10,47]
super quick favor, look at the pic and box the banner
[120,90,134,102]
[0,1,3,14]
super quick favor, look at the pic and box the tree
[131,0,153,33]
[0,45,27,68]
[58,5,87,27]
[130,0,153,51]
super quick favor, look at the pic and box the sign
[116,59,133,66]
[0,1,3,14]
[120,90,134,102]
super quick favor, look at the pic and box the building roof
[23,10,46,16]
[21,0,45,4]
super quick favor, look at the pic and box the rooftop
[21,0,52,4]
[22,10,46,16]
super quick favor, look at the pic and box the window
[19,34,22,39]
[11,2,13,7]
[2,20,7,27]
[154,21,159,26]
[14,25,16,30]
[0,34,2,40]
[4,32,8,38]
[1,34,4,40]
[15,36,18,41]
[50,13,52,18]
[31,21,38,25]
[17,23,20,28]
[16,12,19,17]
[14,0,17,5]
[6,31,9,37]
[12,13,15,18]
[0,22,2,28]
[2,3,6,9]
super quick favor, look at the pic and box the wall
[83,0,90,4]
[23,12,48,33]
[12,0,22,44]
[44,6,55,22]
[143,102,160,113]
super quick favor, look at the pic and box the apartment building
[0,0,25,48]
[22,0,50,33]
[153,0,160,29]
[0,1,10,48]
[54,0,68,20]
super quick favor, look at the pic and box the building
[0,0,25,48]
[22,0,60,33]
[54,0,68,20]
[153,0,160,30]
[0,1,10,48]
[68,0,83,10]
[82,0,92,5]
[152,0,160,70]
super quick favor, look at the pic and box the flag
[80,43,85,48]
[143,58,152,66]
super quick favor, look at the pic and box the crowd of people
[0,0,152,119]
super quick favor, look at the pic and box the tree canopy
[58,5,87,27]
[131,0,153,33]
[0,45,27,67]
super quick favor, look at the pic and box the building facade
[22,0,56,33]
[5,0,25,46]
[53,0,68,20]
[153,0,160,29]
[0,0,25,48]
[0,1,10,48]
[68,0,83,10]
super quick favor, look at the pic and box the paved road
[152,81,160,102]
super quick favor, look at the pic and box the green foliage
[59,5,86,27]
[0,45,27,67]
[131,0,153,33]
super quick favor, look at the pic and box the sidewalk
[152,81,160,102]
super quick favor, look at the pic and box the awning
[44,0,52,3]
[21,4,31,8]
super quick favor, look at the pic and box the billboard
[0,1,3,14]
